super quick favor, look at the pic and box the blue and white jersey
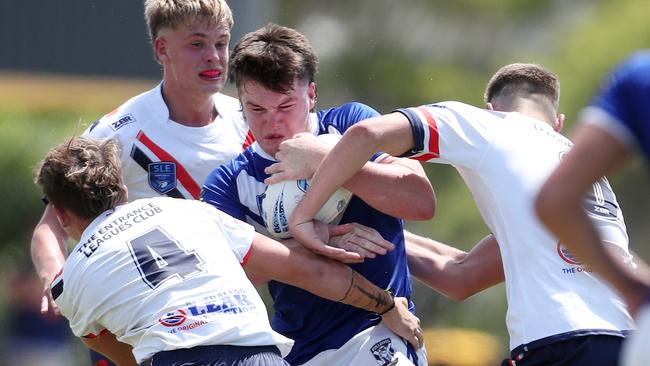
[201,102,416,365]
[396,102,634,352]
[580,50,650,164]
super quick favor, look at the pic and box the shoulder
[84,84,166,139]
[317,102,380,132]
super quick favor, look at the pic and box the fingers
[40,295,49,314]
[313,246,364,264]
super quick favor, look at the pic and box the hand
[39,274,60,315]
[291,220,364,264]
[381,297,424,349]
[265,133,330,184]
[328,223,395,259]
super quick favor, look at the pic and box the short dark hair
[229,23,318,93]
[35,137,126,219]
[484,63,560,110]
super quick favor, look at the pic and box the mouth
[264,134,286,142]
[199,69,222,80]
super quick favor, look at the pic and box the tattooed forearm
[340,270,394,314]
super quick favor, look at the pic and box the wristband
[378,290,395,315]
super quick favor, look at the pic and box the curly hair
[35,137,126,219]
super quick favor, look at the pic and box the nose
[204,46,221,64]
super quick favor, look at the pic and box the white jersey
[397,102,634,350]
[83,84,252,201]
[50,197,293,363]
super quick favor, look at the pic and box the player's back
[52,197,292,363]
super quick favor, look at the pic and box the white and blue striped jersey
[396,102,635,351]
[51,197,293,364]
[201,102,417,365]
[580,50,650,165]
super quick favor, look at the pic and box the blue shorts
[502,335,624,366]
[151,344,289,366]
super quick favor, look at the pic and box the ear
[554,113,565,132]
[308,82,317,112]
[485,102,494,111]
[154,36,168,64]
[52,205,71,232]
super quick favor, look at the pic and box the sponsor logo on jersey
[159,309,187,327]
[557,241,582,265]
[148,162,177,194]
[109,113,136,131]
[370,338,395,365]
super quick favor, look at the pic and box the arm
[31,204,68,313]
[536,123,647,313]
[266,133,434,220]
[245,232,423,348]
[81,331,137,366]
[405,231,504,300]
[289,113,415,259]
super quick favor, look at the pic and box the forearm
[82,332,137,366]
[248,235,393,313]
[537,194,645,306]
[344,159,435,220]
[292,114,415,225]
[31,206,68,283]
[406,231,503,300]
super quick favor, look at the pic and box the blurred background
[1,1,648,365]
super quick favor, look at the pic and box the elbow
[411,184,436,220]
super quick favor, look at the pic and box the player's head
[229,23,318,156]
[35,137,127,232]
[485,63,563,131]
[145,0,233,94]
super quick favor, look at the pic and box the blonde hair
[144,0,234,43]
[35,137,126,219]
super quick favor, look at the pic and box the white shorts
[621,304,650,366]
[300,322,427,366]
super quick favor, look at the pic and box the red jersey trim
[242,130,255,151]
[136,131,201,199]
[417,107,440,158]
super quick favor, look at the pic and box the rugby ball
[262,179,353,239]
[262,133,352,239]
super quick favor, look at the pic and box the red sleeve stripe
[242,130,255,151]
[417,107,440,158]
[136,131,201,199]
[241,240,254,266]
[83,329,110,339]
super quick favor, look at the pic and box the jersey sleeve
[580,51,650,155]
[51,270,106,338]
[201,163,247,221]
[324,102,386,162]
[204,203,256,264]
[394,102,493,169]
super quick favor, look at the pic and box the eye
[279,104,294,111]
[190,41,203,48]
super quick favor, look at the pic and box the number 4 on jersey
[128,227,205,289]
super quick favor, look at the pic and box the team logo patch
[159,309,187,327]
[109,113,136,131]
[148,162,177,194]
[557,241,582,265]
[296,179,309,193]
[370,338,395,365]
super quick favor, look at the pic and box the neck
[162,82,218,127]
